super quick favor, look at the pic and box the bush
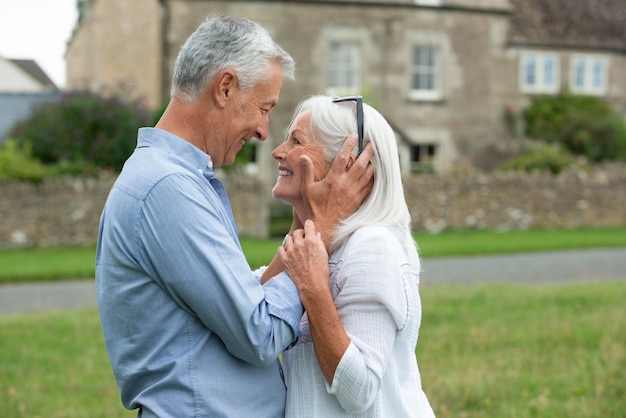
[523,92,626,162]
[497,143,584,175]
[9,90,152,172]
[0,139,48,183]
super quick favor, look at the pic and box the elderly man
[95,14,372,418]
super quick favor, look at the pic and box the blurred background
[1,0,625,247]
[0,2,624,417]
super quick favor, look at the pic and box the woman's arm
[281,224,407,412]
[278,220,350,383]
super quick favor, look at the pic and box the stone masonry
[0,166,624,249]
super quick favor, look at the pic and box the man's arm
[260,210,303,284]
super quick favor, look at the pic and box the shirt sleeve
[136,173,303,366]
[327,228,411,412]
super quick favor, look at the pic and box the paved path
[421,247,626,285]
[1,248,625,315]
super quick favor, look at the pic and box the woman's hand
[278,220,329,297]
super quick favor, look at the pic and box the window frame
[519,51,560,94]
[409,44,442,101]
[409,142,437,173]
[569,54,609,95]
[326,41,361,95]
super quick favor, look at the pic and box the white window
[519,52,559,94]
[410,46,441,101]
[327,42,360,93]
[570,55,608,95]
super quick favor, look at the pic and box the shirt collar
[138,127,215,177]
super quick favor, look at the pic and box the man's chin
[220,155,235,167]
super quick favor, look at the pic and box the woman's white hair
[288,95,418,258]
[171,14,295,102]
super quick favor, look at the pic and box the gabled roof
[508,0,626,52]
[9,59,58,90]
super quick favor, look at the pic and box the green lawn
[418,282,626,417]
[1,227,624,416]
[1,281,624,417]
[1,227,625,284]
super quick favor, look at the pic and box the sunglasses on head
[332,95,364,157]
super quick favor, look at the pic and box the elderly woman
[271,95,436,417]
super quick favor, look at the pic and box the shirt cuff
[263,271,304,334]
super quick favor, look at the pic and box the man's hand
[300,134,374,248]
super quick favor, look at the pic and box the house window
[519,52,559,93]
[570,55,608,95]
[327,42,360,93]
[410,46,441,101]
[410,143,437,172]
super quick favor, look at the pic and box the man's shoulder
[113,151,203,201]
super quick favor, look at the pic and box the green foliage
[9,90,152,172]
[497,143,584,174]
[523,92,626,162]
[229,141,256,170]
[46,158,103,177]
[0,139,48,183]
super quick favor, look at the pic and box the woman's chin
[271,188,296,206]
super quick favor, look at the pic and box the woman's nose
[271,142,287,160]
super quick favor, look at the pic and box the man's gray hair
[171,14,295,102]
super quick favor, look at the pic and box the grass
[1,227,625,284]
[0,246,97,283]
[1,281,624,417]
[417,281,626,417]
[0,310,135,418]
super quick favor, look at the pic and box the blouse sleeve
[327,227,411,412]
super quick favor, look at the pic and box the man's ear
[213,69,237,108]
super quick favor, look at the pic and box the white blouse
[282,225,436,417]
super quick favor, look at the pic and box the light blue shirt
[95,127,303,417]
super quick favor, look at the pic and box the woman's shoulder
[348,224,398,241]
[337,225,412,268]
[346,225,404,251]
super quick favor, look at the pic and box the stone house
[65,0,626,182]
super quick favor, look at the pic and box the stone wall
[403,165,626,233]
[0,171,268,250]
[1,166,624,249]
